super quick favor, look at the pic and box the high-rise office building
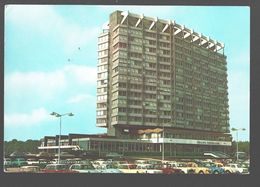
[97,10,230,147]
[39,10,232,157]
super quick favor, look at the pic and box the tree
[231,141,250,157]
[4,139,41,156]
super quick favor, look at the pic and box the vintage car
[96,164,123,173]
[27,159,39,165]
[169,162,195,174]
[42,164,78,173]
[117,164,141,173]
[11,158,28,167]
[186,162,211,174]
[69,164,100,173]
[4,158,12,168]
[20,166,40,173]
[136,164,163,174]
[157,163,183,174]
[199,162,225,174]
[223,163,249,174]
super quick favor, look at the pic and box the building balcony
[128,121,143,125]
[96,123,107,127]
[97,100,108,104]
[144,114,157,118]
[128,113,142,117]
[128,104,142,109]
[96,115,107,119]
[112,121,127,125]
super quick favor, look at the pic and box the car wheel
[199,171,204,174]
[213,171,219,174]
[180,171,185,174]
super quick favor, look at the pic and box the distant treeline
[232,141,250,156]
[4,139,41,156]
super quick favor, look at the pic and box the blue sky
[4,5,250,141]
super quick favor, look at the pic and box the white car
[223,163,249,174]
[174,162,195,174]
[4,158,12,166]
[27,159,39,165]
[50,159,58,164]
[135,160,148,165]
[91,160,105,169]
[69,164,100,173]
[117,164,140,173]
[96,164,123,173]
[136,164,163,174]
[20,165,40,173]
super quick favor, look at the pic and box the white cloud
[63,64,97,85]
[4,108,51,127]
[5,70,66,99]
[5,5,99,55]
[5,64,97,102]
[66,94,95,104]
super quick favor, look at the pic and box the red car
[42,164,78,173]
[154,164,183,174]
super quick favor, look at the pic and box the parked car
[186,162,211,174]
[66,158,82,164]
[4,158,12,168]
[155,163,183,174]
[27,159,39,165]
[92,159,111,168]
[20,166,40,173]
[134,160,148,165]
[50,159,59,164]
[240,162,250,172]
[96,164,123,173]
[223,163,249,174]
[38,159,50,169]
[11,158,28,167]
[69,164,100,173]
[136,164,163,174]
[117,164,140,173]
[171,162,195,174]
[42,164,78,173]
[199,162,225,174]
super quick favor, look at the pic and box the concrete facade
[97,10,230,144]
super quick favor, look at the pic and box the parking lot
[4,157,250,174]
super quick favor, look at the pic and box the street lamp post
[162,123,165,162]
[231,127,246,161]
[50,112,74,164]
